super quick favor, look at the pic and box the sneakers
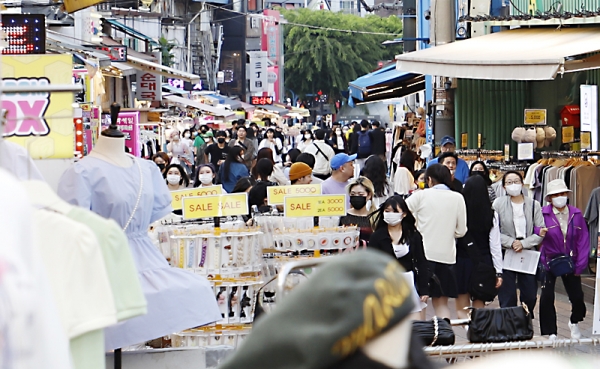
[568,322,582,339]
[548,334,557,341]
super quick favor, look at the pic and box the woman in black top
[369,195,431,318]
[339,177,377,243]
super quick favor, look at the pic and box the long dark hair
[254,158,274,181]
[469,160,492,186]
[223,146,244,182]
[425,164,456,191]
[286,148,301,163]
[462,175,493,233]
[252,148,275,178]
[362,155,389,198]
[371,195,418,243]
[232,176,256,193]
[163,163,189,187]
[400,149,416,175]
[193,163,216,187]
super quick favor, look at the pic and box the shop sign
[171,185,223,211]
[524,109,546,125]
[247,51,268,93]
[1,14,46,55]
[102,111,140,156]
[580,85,598,151]
[93,45,127,62]
[1,55,74,159]
[561,126,574,144]
[250,96,274,105]
[137,70,162,101]
[182,193,249,219]
[284,195,347,217]
[267,184,321,205]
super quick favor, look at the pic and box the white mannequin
[22,180,73,214]
[89,135,132,168]
[362,318,411,369]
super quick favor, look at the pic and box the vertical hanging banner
[261,9,281,102]
[247,51,268,94]
[101,111,140,156]
[136,69,162,101]
[1,55,74,159]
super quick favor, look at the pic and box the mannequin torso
[89,136,133,168]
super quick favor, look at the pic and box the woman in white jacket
[258,128,284,163]
[406,164,467,319]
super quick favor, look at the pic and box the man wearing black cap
[427,135,469,183]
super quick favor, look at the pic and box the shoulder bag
[412,316,455,346]
[467,304,533,343]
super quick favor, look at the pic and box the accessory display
[349,196,367,210]
[412,316,455,346]
[467,304,533,343]
[383,212,403,226]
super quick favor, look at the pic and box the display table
[105,346,235,369]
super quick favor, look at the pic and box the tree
[159,36,175,68]
[280,9,403,101]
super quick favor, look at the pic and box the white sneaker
[568,322,582,339]
[548,334,557,340]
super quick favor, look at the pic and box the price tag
[171,185,223,210]
[524,109,547,125]
[562,126,574,143]
[267,184,321,205]
[182,193,248,219]
[284,195,346,217]
[581,132,592,150]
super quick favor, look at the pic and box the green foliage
[159,36,175,68]
[280,8,403,100]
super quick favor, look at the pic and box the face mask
[156,163,165,171]
[184,133,190,138]
[343,129,348,134]
[418,182,425,189]
[199,173,213,185]
[471,170,485,177]
[166,174,181,185]
[304,134,311,140]
[172,135,180,141]
[449,169,456,176]
[349,196,367,210]
[383,212,403,226]
[217,137,225,144]
[552,196,568,209]
[335,129,341,134]
[505,183,522,197]
[193,132,198,137]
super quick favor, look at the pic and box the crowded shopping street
[3,1,600,369]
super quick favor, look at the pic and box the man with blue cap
[427,135,469,183]
[322,153,357,208]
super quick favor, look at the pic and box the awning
[395,27,600,81]
[256,104,289,116]
[46,31,112,68]
[239,101,255,112]
[348,63,425,106]
[125,55,201,84]
[103,18,160,47]
[162,83,190,96]
[164,95,235,119]
[204,94,242,110]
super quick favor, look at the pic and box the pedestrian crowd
[151,118,590,340]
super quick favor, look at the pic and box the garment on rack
[58,156,221,349]
[0,169,72,369]
[0,140,44,180]
[584,187,600,258]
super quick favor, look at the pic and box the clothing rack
[487,163,529,172]
[541,150,600,160]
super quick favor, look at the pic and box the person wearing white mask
[297,130,314,152]
[167,130,193,175]
[492,170,545,317]
[328,126,348,154]
[163,163,190,191]
[193,163,221,189]
[369,195,431,319]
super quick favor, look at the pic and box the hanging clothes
[0,140,44,181]
[57,156,221,350]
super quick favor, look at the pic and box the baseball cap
[330,153,357,170]
[219,250,415,369]
[289,162,312,181]
[202,131,214,138]
[440,135,456,147]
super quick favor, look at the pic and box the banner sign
[137,70,162,101]
[267,184,321,205]
[1,14,46,55]
[284,195,346,217]
[171,185,223,210]
[524,109,547,125]
[2,55,74,159]
[182,193,248,219]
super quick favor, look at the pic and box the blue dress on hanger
[58,156,220,350]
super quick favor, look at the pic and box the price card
[171,185,223,210]
[581,131,592,150]
[562,126,574,144]
[267,184,321,205]
[284,195,346,217]
[182,193,248,219]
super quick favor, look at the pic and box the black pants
[498,269,538,319]
[539,273,586,335]
[314,173,331,180]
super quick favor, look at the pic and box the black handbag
[547,255,574,276]
[412,316,455,346]
[467,305,533,343]
[469,262,498,302]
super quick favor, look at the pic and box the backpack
[357,131,372,156]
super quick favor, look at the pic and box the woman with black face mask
[339,176,377,242]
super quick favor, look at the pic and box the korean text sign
[2,55,74,159]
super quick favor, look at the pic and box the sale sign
[267,184,321,205]
[170,185,223,210]
[182,193,248,219]
[2,55,74,159]
[284,195,346,217]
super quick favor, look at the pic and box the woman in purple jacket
[537,179,589,340]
